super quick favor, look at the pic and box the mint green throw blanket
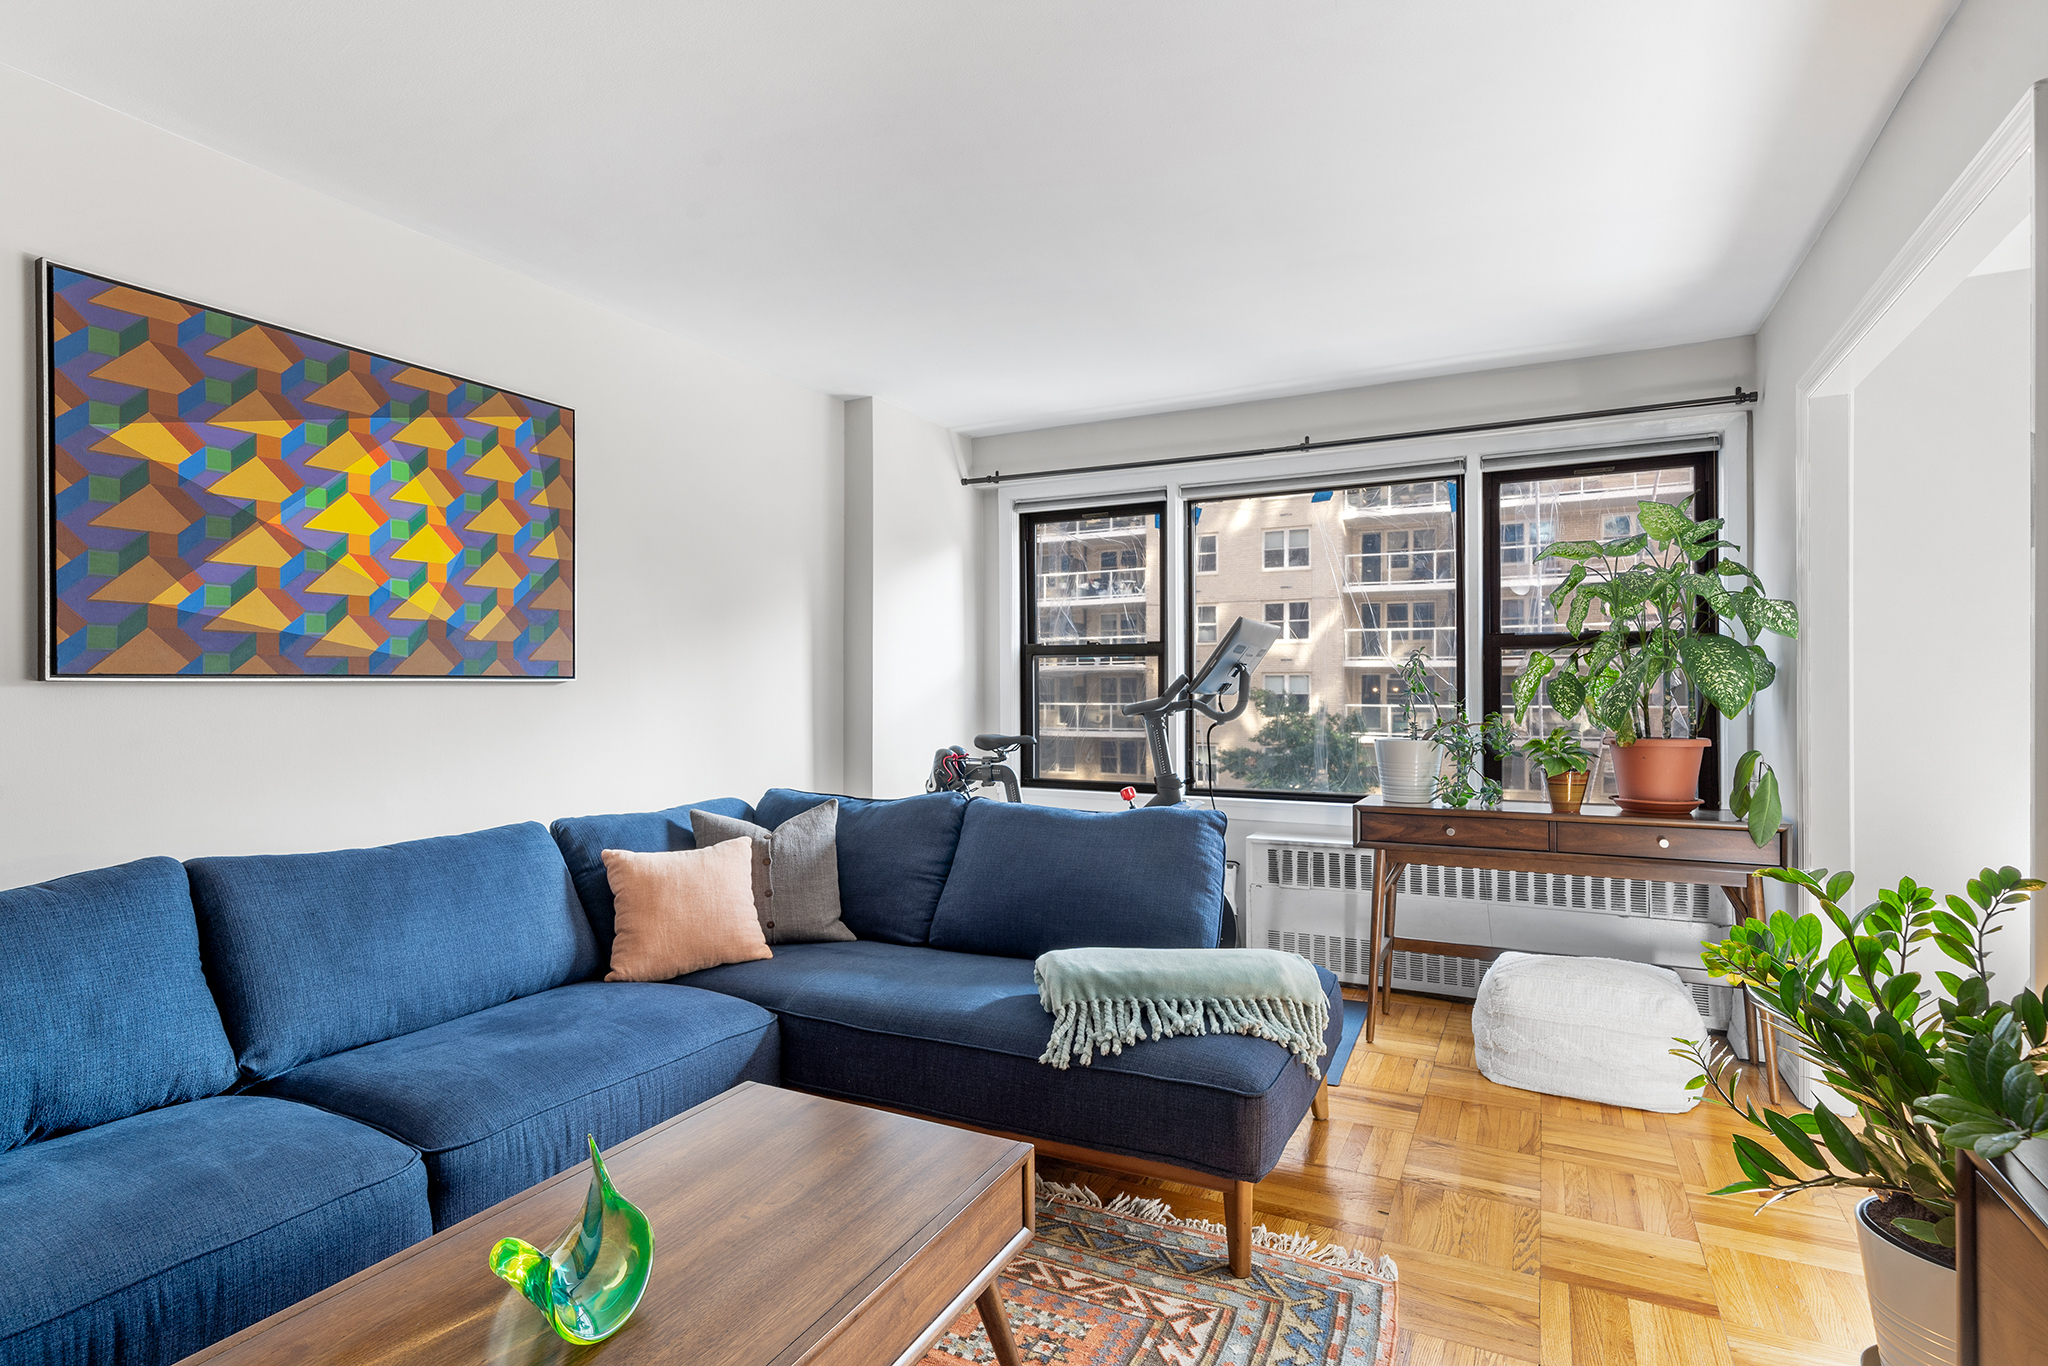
[1035,947,1330,1077]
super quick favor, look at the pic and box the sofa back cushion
[187,823,595,1081]
[755,789,967,944]
[927,803,1226,959]
[1,857,237,1151]
[548,798,756,957]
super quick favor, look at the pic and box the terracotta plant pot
[1545,771,1589,815]
[1854,1196,1956,1366]
[1608,737,1710,814]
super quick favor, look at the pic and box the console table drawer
[1555,821,1763,865]
[1357,810,1551,852]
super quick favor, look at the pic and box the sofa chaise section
[187,822,779,1229]
[678,793,1336,1277]
[681,940,1342,1183]
[0,857,431,1366]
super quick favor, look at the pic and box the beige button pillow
[600,841,772,981]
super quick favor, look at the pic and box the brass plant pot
[1545,771,1590,815]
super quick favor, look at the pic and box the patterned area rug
[919,1182,1398,1365]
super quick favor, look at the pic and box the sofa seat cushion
[256,982,780,1228]
[549,797,758,958]
[188,823,597,1081]
[3,857,237,1152]
[927,803,1226,959]
[0,1095,430,1366]
[754,789,968,945]
[679,942,1340,1183]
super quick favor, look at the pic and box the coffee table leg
[975,1284,1023,1366]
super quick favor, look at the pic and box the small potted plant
[1676,864,2041,1366]
[1430,710,1513,809]
[1519,726,1595,813]
[1372,648,1448,804]
[1512,495,1796,840]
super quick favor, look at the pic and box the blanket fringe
[1034,1177,1395,1279]
[1039,993,1329,1077]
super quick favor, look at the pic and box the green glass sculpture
[489,1136,653,1344]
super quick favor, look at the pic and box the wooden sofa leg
[1312,1081,1330,1121]
[1225,1180,1255,1278]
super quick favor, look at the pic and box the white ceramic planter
[1373,737,1443,805]
[1854,1196,1956,1366]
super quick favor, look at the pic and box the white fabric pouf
[1471,952,1705,1113]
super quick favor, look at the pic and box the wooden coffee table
[179,1083,1034,1366]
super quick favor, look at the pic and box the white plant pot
[1854,1196,1956,1366]
[1373,737,1443,805]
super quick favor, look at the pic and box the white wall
[970,336,1754,478]
[841,398,984,799]
[0,67,847,887]
[1755,0,2048,974]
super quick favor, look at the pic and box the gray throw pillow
[690,803,855,944]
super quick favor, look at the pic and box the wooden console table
[1352,797,1791,1094]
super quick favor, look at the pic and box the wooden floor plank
[1041,991,1871,1366]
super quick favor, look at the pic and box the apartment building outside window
[1483,452,1718,804]
[1020,502,1166,789]
[1187,478,1460,799]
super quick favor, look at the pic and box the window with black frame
[1482,453,1720,805]
[1020,503,1166,789]
[1186,478,1461,800]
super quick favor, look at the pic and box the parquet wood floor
[1040,989,1876,1366]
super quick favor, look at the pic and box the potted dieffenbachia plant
[1677,864,2041,1366]
[1511,496,1796,843]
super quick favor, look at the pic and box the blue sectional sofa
[2,791,1335,1366]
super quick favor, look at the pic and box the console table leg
[975,1284,1023,1366]
[1225,1180,1255,1278]
[1378,874,1400,1027]
[1364,855,1386,1043]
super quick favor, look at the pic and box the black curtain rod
[961,386,1759,487]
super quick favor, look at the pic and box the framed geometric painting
[38,261,574,679]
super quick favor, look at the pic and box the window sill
[1017,786,1355,829]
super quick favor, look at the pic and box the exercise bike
[927,734,1035,802]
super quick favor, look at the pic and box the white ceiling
[3,1,1955,435]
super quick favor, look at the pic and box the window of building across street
[1264,527,1310,569]
[1264,600,1311,639]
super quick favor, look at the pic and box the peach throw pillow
[601,841,772,981]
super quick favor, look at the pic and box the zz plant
[1511,495,1797,844]
[1677,864,2041,1250]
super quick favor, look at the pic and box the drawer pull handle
[1444,827,1456,837]
[1658,837,1671,849]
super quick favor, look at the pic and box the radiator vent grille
[1264,846,1368,891]
[1263,844,1710,921]
[1390,949,1486,992]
